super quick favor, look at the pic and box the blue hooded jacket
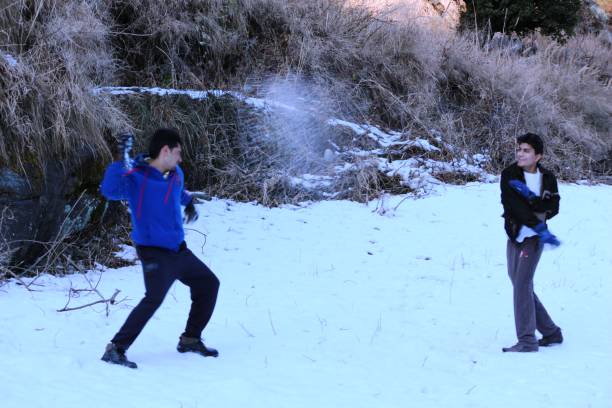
[100,154,193,252]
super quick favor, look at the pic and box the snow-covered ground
[1,183,611,408]
[1,52,18,67]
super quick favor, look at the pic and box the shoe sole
[539,341,563,347]
[502,347,538,352]
[101,355,138,369]
[177,348,219,358]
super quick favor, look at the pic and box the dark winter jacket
[100,154,193,252]
[500,162,560,241]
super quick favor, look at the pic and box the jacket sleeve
[500,170,542,229]
[181,190,193,206]
[100,161,131,201]
[530,176,560,219]
[177,165,193,206]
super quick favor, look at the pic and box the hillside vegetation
[1,0,611,276]
[1,0,610,179]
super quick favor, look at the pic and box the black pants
[111,243,220,350]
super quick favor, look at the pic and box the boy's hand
[118,133,134,170]
[184,197,201,224]
[533,222,561,247]
[509,180,537,201]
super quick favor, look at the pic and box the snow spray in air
[246,75,340,176]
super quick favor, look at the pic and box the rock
[0,151,108,270]
[487,32,537,56]
[0,168,32,198]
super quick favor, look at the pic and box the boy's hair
[516,132,544,155]
[148,128,182,159]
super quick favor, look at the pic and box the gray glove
[184,196,201,224]
[190,192,211,201]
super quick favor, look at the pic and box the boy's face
[160,145,183,171]
[516,143,541,171]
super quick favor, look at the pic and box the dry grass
[121,0,607,179]
[1,0,612,278]
[105,0,440,128]
[0,0,610,183]
[3,0,608,179]
[437,31,612,178]
[0,0,127,170]
[335,161,413,202]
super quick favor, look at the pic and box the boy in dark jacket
[500,133,563,352]
[100,128,220,368]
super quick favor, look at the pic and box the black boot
[502,343,539,352]
[539,328,563,347]
[177,336,219,358]
[101,342,138,369]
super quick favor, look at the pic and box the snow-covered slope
[0,183,610,408]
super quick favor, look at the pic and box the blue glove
[118,133,134,170]
[533,222,561,247]
[509,180,537,201]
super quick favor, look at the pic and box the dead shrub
[103,0,611,179]
[0,0,127,170]
[1,0,611,279]
[335,161,412,202]
[105,0,439,127]
[437,31,612,179]
[2,0,610,181]
[433,170,481,185]
[1,0,610,200]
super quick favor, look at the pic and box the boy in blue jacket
[100,128,219,368]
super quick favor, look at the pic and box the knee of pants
[191,273,220,296]
[512,276,534,292]
[211,274,220,292]
[141,293,166,309]
[204,273,220,293]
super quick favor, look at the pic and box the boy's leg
[176,248,220,339]
[111,246,176,349]
[510,237,542,346]
[534,292,558,336]
[506,239,520,284]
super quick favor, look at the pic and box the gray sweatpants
[507,237,559,346]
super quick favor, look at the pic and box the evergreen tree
[461,0,582,38]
